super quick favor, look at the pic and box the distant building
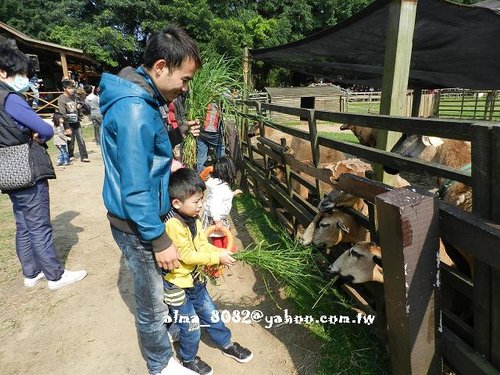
[0,21,102,91]
[264,85,346,120]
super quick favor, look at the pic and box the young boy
[164,168,253,375]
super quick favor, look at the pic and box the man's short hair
[169,168,206,202]
[62,79,76,89]
[0,46,30,78]
[143,26,202,71]
[83,84,93,95]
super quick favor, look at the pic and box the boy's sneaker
[222,342,253,363]
[24,272,45,287]
[182,357,213,375]
[81,158,90,162]
[48,270,87,290]
[156,357,198,375]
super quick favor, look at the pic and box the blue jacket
[100,66,173,250]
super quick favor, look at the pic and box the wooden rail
[234,100,500,374]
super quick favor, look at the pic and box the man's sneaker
[157,357,198,375]
[182,357,213,375]
[24,272,45,287]
[81,158,90,162]
[48,270,87,290]
[222,342,253,363]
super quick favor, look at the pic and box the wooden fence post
[376,188,441,374]
[488,125,500,368]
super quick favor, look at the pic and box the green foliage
[0,0,384,71]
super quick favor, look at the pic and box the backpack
[203,102,222,133]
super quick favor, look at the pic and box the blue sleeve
[114,99,164,239]
[4,94,54,141]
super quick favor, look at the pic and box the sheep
[340,124,377,147]
[300,209,370,248]
[247,122,346,165]
[293,158,373,201]
[327,240,454,285]
[298,158,410,247]
[327,241,383,284]
[387,134,473,276]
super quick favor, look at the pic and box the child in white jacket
[201,156,241,250]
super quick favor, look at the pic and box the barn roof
[0,21,97,64]
[250,0,500,90]
[264,85,345,99]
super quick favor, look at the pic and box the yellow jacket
[164,216,221,288]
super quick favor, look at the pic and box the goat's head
[384,134,444,175]
[327,242,383,284]
[318,188,361,213]
[311,211,353,248]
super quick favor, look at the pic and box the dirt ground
[0,140,322,375]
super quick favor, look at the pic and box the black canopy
[250,0,500,89]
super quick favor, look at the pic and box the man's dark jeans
[110,226,173,374]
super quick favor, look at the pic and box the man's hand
[219,251,236,267]
[155,243,180,270]
[187,119,200,138]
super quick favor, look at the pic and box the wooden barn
[264,85,345,121]
[0,21,101,91]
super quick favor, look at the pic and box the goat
[327,241,383,284]
[300,209,369,249]
[386,134,473,276]
[340,124,377,147]
[327,240,454,285]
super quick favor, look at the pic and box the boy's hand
[155,243,180,270]
[233,189,243,196]
[219,252,236,267]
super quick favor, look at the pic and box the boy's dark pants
[166,281,232,362]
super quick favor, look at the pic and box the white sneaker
[48,270,87,290]
[158,357,198,375]
[24,272,45,287]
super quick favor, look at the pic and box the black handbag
[0,141,35,191]
[0,89,36,192]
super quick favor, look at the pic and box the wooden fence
[233,100,500,374]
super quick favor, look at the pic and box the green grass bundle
[181,52,242,167]
[233,239,326,304]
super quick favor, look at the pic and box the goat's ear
[337,221,349,233]
[373,255,383,268]
[422,136,444,147]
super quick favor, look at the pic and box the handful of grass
[181,52,242,167]
[181,133,197,169]
[233,240,325,303]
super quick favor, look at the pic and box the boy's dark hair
[52,112,67,127]
[0,46,30,78]
[143,26,202,70]
[62,79,76,89]
[169,168,206,202]
[213,156,237,186]
[83,84,93,95]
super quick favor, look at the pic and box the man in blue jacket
[99,26,201,375]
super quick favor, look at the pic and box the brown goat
[340,124,377,147]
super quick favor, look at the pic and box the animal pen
[232,100,500,375]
